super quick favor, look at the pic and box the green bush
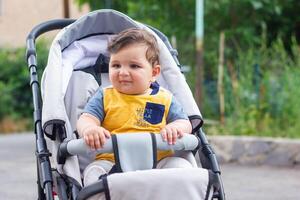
[0,40,49,127]
[205,38,300,138]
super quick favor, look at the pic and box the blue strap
[150,81,160,95]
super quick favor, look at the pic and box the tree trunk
[217,32,225,125]
[63,0,70,18]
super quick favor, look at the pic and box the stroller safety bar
[58,133,200,164]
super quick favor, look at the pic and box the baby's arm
[161,119,192,145]
[77,113,110,150]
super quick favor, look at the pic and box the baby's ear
[152,64,161,78]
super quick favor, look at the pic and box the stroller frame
[26,16,225,200]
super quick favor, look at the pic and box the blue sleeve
[166,96,189,123]
[83,88,105,122]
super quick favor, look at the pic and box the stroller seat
[26,9,225,200]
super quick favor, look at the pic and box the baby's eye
[111,64,121,68]
[130,64,141,69]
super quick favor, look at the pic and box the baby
[77,28,193,187]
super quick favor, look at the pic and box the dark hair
[107,28,160,66]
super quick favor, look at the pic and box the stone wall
[208,135,300,167]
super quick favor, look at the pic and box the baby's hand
[160,124,185,145]
[82,125,110,150]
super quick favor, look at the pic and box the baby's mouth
[119,80,131,84]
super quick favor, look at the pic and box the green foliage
[0,41,49,122]
[0,47,28,119]
[206,38,300,138]
[204,0,300,79]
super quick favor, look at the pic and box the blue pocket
[143,102,165,124]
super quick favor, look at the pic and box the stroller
[26,9,225,200]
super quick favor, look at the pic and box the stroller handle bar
[26,19,75,66]
[58,133,200,163]
[25,19,75,200]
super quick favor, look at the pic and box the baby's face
[109,43,160,95]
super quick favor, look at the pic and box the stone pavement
[0,133,299,200]
[207,135,300,199]
[221,163,300,200]
[209,135,300,167]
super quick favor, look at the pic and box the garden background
[0,0,299,138]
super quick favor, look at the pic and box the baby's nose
[119,67,129,75]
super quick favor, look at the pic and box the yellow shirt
[96,87,173,162]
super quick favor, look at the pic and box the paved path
[0,133,37,200]
[221,164,300,200]
[0,133,299,200]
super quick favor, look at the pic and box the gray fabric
[83,160,114,186]
[41,29,82,184]
[64,71,103,173]
[59,9,138,50]
[115,133,155,172]
[41,29,70,134]
[156,156,194,169]
[107,168,210,200]
[173,151,198,167]
[83,160,114,200]
[64,71,99,131]
[82,158,199,200]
